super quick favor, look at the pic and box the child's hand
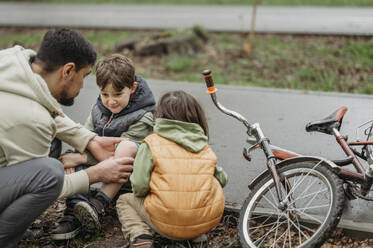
[59,152,87,168]
[64,168,75,175]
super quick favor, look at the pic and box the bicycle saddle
[305,107,348,135]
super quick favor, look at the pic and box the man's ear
[62,62,76,80]
[131,81,138,94]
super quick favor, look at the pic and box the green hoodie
[130,118,228,197]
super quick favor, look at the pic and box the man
[0,28,133,247]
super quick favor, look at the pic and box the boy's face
[100,82,137,114]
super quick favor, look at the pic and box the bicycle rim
[240,164,340,248]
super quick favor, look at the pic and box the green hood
[154,118,208,153]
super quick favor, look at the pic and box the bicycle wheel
[238,161,345,248]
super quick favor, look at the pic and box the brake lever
[243,142,260,162]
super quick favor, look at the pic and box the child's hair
[95,54,135,91]
[154,90,209,137]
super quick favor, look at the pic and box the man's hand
[85,157,134,184]
[86,136,125,161]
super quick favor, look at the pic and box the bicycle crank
[348,184,373,201]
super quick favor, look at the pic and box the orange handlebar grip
[207,86,218,94]
[202,69,218,94]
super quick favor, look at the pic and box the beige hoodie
[0,46,96,198]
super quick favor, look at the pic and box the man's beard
[59,97,75,106]
[59,89,76,106]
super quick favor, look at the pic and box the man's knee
[36,157,64,194]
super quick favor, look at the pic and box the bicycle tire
[238,161,345,248]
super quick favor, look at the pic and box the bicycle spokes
[242,166,333,247]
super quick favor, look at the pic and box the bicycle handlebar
[202,69,218,94]
[202,69,252,131]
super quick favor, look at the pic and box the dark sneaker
[73,197,105,232]
[50,215,81,240]
[129,235,154,248]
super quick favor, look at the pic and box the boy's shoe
[73,197,105,232]
[50,215,81,240]
[129,235,154,248]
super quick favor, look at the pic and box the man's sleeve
[130,143,154,197]
[58,170,89,199]
[121,112,154,143]
[55,115,96,153]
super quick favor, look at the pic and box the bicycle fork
[251,123,287,209]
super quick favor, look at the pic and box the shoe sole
[73,201,101,232]
[50,226,81,240]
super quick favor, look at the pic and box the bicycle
[201,69,373,248]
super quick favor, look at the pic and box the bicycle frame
[202,69,373,204]
[203,70,291,204]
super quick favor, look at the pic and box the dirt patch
[18,199,241,248]
[18,199,373,248]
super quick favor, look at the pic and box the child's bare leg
[100,140,138,199]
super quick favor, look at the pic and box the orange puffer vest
[143,133,225,239]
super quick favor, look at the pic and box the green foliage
[340,42,373,68]
[165,55,195,72]
[0,32,43,47]
[85,31,133,52]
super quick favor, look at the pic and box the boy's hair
[95,54,135,91]
[35,28,96,73]
[155,90,209,137]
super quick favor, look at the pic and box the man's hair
[35,28,96,73]
[154,90,209,138]
[95,54,135,91]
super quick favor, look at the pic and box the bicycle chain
[348,184,373,201]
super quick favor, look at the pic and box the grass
[165,55,196,72]
[84,31,133,52]
[0,32,44,48]
[1,27,373,94]
[9,0,373,6]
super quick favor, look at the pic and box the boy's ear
[131,81,138,93]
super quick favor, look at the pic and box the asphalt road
[62,76,373,233]
[1,3,373,35]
